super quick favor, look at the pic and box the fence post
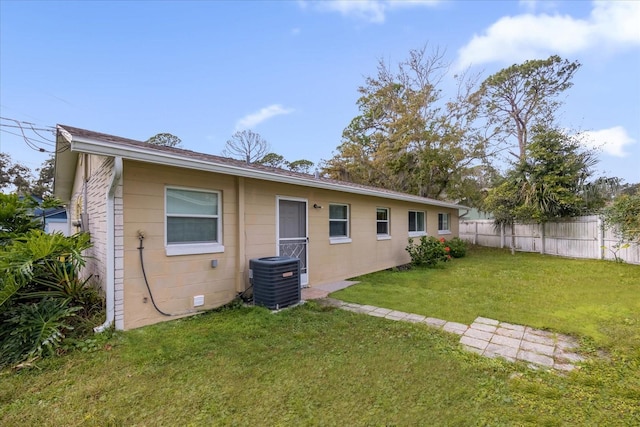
[474,221,478,245]
[540,223,545,254]
[597,216,605,260]
[500,223,505,248]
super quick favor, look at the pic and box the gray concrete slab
[424,317,446,328]
[461,335,490,350]
[471,323,498,333]
[443,322,468,335]
[518,350,554,367]
[490,334,521,348]
[464,328,494,342]
[523,332,556,346]
[485,343,518,361]
[520,340,555,356]
[475,317,500,326]
[495,327,525,339]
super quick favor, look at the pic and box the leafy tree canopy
[146,133,182,148]
[287,159,314,174]
[322,46,489,203]
[602,191,640,243]
[257,152,287,168]
[484,126,603,224]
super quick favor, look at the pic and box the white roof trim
[69,134,466,210]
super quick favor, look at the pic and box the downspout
[95,156,123,333]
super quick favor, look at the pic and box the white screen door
[277,198,308,286]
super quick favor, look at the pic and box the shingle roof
[56,124,467,210]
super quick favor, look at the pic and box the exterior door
[277,198,308,286]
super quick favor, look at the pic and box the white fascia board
[70,137,466,210]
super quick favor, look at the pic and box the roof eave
[53,127,79,202]
[66,133,467,210]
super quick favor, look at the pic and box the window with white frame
[408,210,426,236]
[329,203,350,242]
[165,187,223,255]
[376,207,390,237]
[438,212,451,234]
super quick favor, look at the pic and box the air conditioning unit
[249,256,301,310]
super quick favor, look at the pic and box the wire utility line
[0,116,68,154]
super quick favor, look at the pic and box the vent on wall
[193,295,205,307]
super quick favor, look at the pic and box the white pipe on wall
[95,156,123,333]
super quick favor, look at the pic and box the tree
[257,152,287,168]
[479,55,581,161]
[31,156,55,198]
[0,153,33,195]
[222,130,270,163]
[484,127,600,252]
[287,159,314,174]
[146,133,182,148]
[322,46,488,202]
[0,153,11,190]
[602,192,640,244]
[484,126,603,252]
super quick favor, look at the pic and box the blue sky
[1,0,639,184]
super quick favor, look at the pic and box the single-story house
[53,125,466,330]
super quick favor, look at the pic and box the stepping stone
[461,335,490,351]
[495,327,525,340]
[424,317,446,328]
[517,350,554,367]
[484,343,517,361]
[475,317,499,326]
[499,322,526,332]
[464,328,493,342]
[386,310,409,320]
[520,340,555,356]
[471,323,498,333]
[443,321,468,335]
[405,313,427,323]
[490,334,521,348]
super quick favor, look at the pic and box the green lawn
[333,246,640,352]
[1,247,639,425]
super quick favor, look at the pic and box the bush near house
[406,236,467,267]
[0,193,102,368]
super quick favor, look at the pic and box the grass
[333,246,640,351]
[1,247,639,425]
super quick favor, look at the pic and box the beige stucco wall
[121,161,238,329]
[118,160,459,329]
[243,178,459,286]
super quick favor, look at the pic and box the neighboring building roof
[33,206,67,219]
[54,124,468,210]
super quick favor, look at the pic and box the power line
[0,116,68,154]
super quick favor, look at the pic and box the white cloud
[581,126,636,157]
[457,1,640,68]
[235,104,294,131]
[305,0,440,24]
[519,0,560,13]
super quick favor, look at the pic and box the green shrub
[447,237,468,258]
[0,298,79,367]
[0,193,103,368]
[406,236,450,267]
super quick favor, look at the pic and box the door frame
[275,196,309,286]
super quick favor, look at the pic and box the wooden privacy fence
[460,215,640,265]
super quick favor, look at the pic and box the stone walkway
[301,286,584,371]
